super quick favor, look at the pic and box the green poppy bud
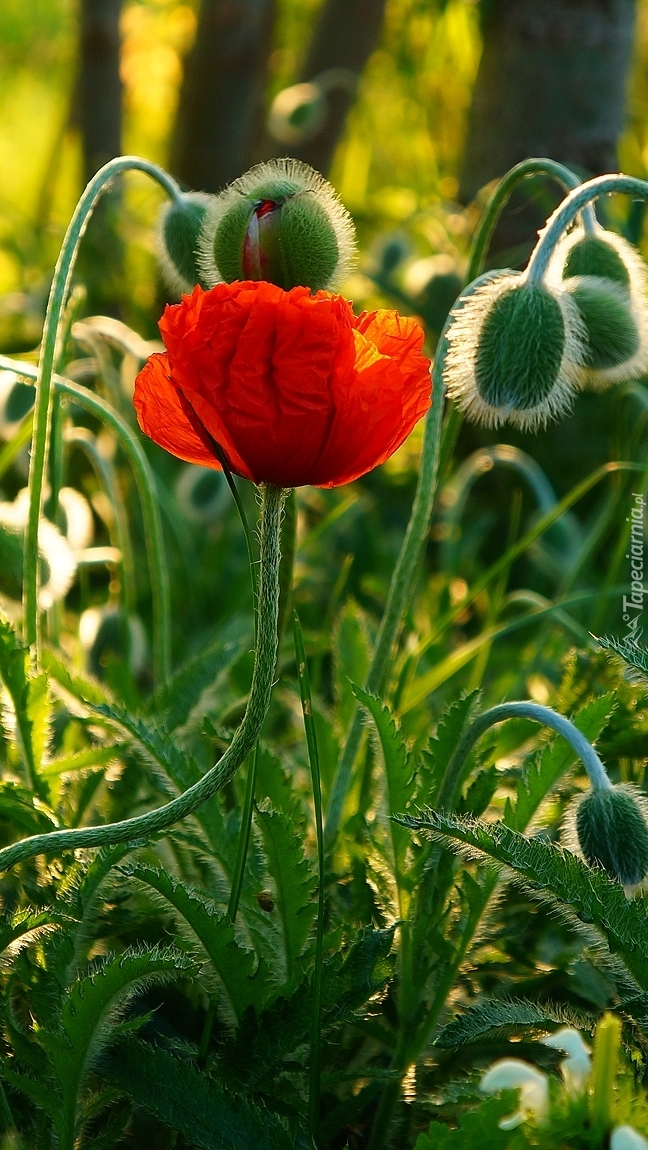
[549,224,648,389]
[157,192,215,296]
[563,276,647,385]
[197,158,356,293]
[566,783,648,888]
[443,273,585,430]
[267,82,327,145]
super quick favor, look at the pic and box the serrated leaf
[505,694,615,832]
[254,746,299,816]
[41,647,109,708]
[103,1037,297,1150]
[122,864,272,1017]
[416,1094,516,1150]
[144,628,248,733]
[352,684,414,896]
[0,906,70,957]
[334,600,371,732]
[418,691,481,808]
[435,997,592,1048]
[0,616,51,791]
[222,926,396,1099]
[255,804,316,981]
[41,744,123,779]
[597,634,648,685]
[89,702,201,792]
[399,809,648,991]
[40,944,193,1150]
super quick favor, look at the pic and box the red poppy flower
[134,280,431,488]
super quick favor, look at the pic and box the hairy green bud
[443,274,585,430]
[198,158,356,292]
[565,277,640,372]
[564,234,631,288]
[157,192,214,296]
[570,784,648,887]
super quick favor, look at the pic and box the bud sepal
[157,192,215,296]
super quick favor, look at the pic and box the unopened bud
[567,784,648,887]
[197,158,356,292]
[157,192,214,296]
[443,273,585,430]
[564,277,643,378]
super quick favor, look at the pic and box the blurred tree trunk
[459,0,636,261]
[280,0,387,175]
[77,0,123,182]
[73,0,124,314]
[169,0,276,193]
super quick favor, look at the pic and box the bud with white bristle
[564,782,648,889]
[548,224,648,389]
[157,192,215,296]
[197,158,356,292]
[442,271,586,431]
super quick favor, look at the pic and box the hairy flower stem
[527,173,648,286]
[437,700,611,810]
[1,357,171,689]
[465,156,593,286]
[0,484,284,873]
[23,156,182,674]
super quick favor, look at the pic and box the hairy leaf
[334,600,371,732]
[39,945,193,1150]
[103,1037,298,1150]
[144,629,248,733]
[121,864,272,1017]
[435,996,592,1048]
[418,691,481,808]
[0,617,51,790]
[255,804,316,981]
[399,809,648,990]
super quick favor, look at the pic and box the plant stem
[227,744,259,923]
[324,347,446,846]
[527,173,648,285]
[23,156,182,664]
[293,609,325,1146]
[0,483,284,872]
[1,358,171,688]
[466,156,594,284]
[436,700,611,811]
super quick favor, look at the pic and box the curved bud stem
[467,157,596,284]
[24,156,182,668]
[526,173,648,286]
[437,700,612,813]
[1,356,171,689]
[0,483,284,874]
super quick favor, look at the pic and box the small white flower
[541,1027,591,1095]
[480,1058,549,1129]
[611,1126,648,1150]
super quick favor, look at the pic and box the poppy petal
[133,352,221,470]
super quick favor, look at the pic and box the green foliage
[103,1036,299,1150]
[435,997,591,1048]
[399,808,648,995]
[255,804,317,981]
[416,1094,518,1150]
[120,864,273,1017]
[0,618,50,791]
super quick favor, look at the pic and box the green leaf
[41,647,110,707]
[144,629,248,733]
[334,600,371,732]
[399,809,648,991]
[435,997,592,1048]
[121,864,272,1017]
[39,944,193,1150]
[416,1094,517,1150]
[89,702,201,792]
[255,804,317,981]
[596,634,648,685]
[222,927,396,1098]
[40,744,124,780]
[352,684,415,889]
[103,1037,298,1150]
[418,691,481,808]
[0,906,71,956]
[0,616,51,790]
[505,693,615,832]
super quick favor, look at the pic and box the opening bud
[443,273,585,430]
[197,158,356,292]
[565,783,648,888]
[157,192,214,297]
